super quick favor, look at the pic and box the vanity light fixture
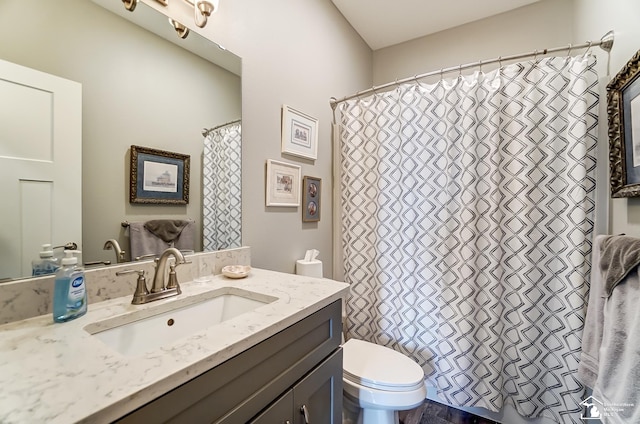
[122,0,167,12]
[122,0,137,11]
[122,0,217,36]
[185,0,219,28]
[169,18,190,39]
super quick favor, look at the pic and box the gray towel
[578,234,640,423]
[129,222,170,260]
[144,220,190,243]
[174,221,195,253]
[599,234,640,297]
[129,220,196,260]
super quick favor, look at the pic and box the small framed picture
[281,105,318,160]
[302,176,321,222]
[266,159,301,207]
[129,145,190,204]
[609,49,640,197]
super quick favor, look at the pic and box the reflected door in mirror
[0,59,81,280]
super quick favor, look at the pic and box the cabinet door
[294,348,343,424]
[250,390,293,424]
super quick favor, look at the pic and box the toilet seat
[342,339,425,392]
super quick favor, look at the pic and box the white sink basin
[84,287,277,356]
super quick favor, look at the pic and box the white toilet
[342,338,427,424]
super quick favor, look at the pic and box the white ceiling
[331,0,540,50]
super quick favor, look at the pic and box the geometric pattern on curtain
[338,56,599,424]
[203,121,242,250]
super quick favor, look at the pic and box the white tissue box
[296,259,323,278]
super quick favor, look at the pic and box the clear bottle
[53,251,87,323]
[32,244,60,276]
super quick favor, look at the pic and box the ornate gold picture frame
[129,145,190,204]
[609,49,640,197]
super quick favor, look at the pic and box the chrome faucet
[103,239,126,263]
[116,247,188,305]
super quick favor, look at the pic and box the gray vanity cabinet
[116,299,343,423]
[250,348,342,423]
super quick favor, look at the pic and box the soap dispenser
[32,244,60,276]
[53,250,87,323]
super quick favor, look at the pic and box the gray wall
[572,0,640,237]
[372,0,574,85]
[153,0,640,276]
[149,0,373,276]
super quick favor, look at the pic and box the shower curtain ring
[479,60,483,72]
[534,49,538,61]
[498,56,503,68]
[567,43,572,56]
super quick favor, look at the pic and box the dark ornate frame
[609,49,640,197]
[302,176,321,222]
[129,145,190,204]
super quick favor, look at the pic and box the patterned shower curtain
[338,56,598,423]
[203,121,242,250]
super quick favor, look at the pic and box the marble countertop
[0,268,349,424]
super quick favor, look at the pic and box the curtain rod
[330,30,614,109]
[202,119,241,137]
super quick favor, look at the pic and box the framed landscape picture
[266,159,301,207]
[129,145,190,204]
[281,105,318,160]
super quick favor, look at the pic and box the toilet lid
[342,339,425,392]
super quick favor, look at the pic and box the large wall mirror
[0,0,242,281]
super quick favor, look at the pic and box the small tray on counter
[221,265,251,279]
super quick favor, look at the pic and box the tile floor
[400,399,501,424]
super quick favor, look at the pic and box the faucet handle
[116,269,149,305]
[166,264,183,294]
